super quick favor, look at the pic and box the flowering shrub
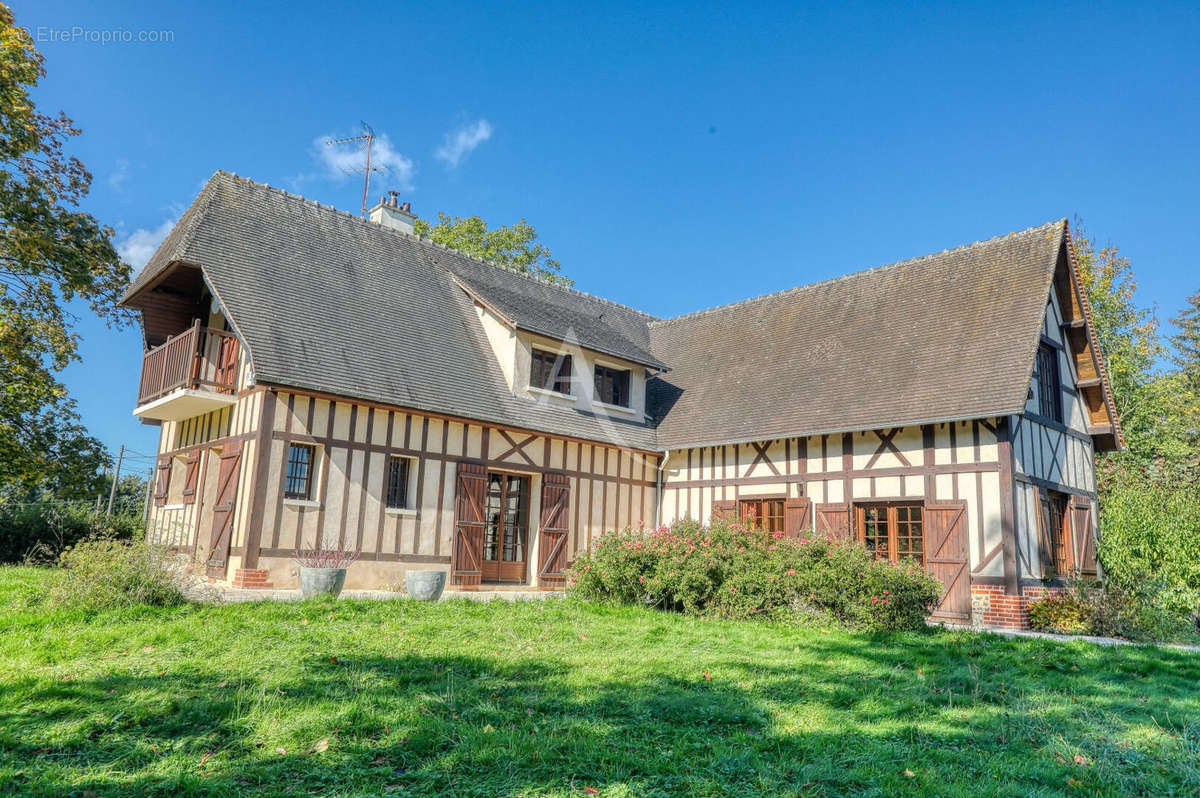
[567,519,941,632]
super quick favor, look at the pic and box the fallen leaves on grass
[308,737,329,754]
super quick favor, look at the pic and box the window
[739,498,785,533]
[856,503,924,565]
[166,455,187,505]
[1039,489,1070,578]
[284,443,316,500]
[531,349,572,395]
[593,364,631,407]
[385,456,412,509]
[1036,342,1063,423]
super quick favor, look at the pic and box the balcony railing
[137,321,240,406]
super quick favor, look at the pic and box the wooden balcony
[134,321,241,422]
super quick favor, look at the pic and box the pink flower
[881,599,889,604]
[786,569,796,576]
[773,531,784,540]
[584,564,590,572]
[872,596,879,605]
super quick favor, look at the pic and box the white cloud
[108,159,130,192]
[435,119,493,168]
[313,130,415,191]
[116,216,178,269]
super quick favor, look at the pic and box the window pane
[532,349,572,395]
[1042,491,1069,577]
[1037,343,1063,422]
[863,506,889,560]
[895,505,924,564]
[594,365,631,407]
[284,444,314,499]
[386,457,409,509]
[484,474,504,561]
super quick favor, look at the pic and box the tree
[1168,290,1200,446]
[414,212,572,286]
[0,5,129,496]
[1070,221,1191,458]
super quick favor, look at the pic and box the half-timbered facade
[120,172,1120,627]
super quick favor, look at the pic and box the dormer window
[594,364,631,408]
[531,348,572,395]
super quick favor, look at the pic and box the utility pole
[106,445,125,516]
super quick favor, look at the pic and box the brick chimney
[368,190,416,234]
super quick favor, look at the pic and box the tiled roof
[122,171,659,451]
[646,221,1069,448]
[123,171,1103,454]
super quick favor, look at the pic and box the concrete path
[935,621,1200,654]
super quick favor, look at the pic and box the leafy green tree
[1168,290,1200,445]
[0,5,128,495]
[414,212,572,286]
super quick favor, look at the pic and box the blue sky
[13,0,1200,469]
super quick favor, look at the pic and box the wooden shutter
[537,473,571,585]
[181,449,202,505]
[923,501,970,620]
[711,500,738,522]
[1071,497,1097,576]
[814,503,851,541]
[451,461,488,587]
[206,441,243,578]
[783,497,812,539]
[153,457,171,507]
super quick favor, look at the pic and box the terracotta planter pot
[405,569,446,601]
[299,567,346,598]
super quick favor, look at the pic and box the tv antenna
[326,122,386,218]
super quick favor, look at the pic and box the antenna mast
[326,122,385,217]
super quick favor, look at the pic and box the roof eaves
[1062,221,1125,449]
[655,407,1029,452]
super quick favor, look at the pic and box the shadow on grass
[2,631,1199,797]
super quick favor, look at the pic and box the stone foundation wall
[970,584,1067,629]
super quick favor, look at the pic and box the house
[120,171,1121,628]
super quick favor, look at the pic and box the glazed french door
[481,473,531,583]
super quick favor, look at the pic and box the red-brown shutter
[537,472,571,585]
[154,457,171,507]
[711,500,738,522]
[451,461,488,587]
[783,497,812,539]
[206,441,243,578]
[181,449,202,505]
[1071,497,1097,576]
[814,503,851,541]
[923,501,970,620]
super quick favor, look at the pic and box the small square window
[284,443,316,500]
[386,456,412,509]
[593,364,631,407]
[531,348,572,395]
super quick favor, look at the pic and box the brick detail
[970,584,1067,629]
[231,568,273,589]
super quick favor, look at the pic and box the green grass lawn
[1,567,1198,797]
